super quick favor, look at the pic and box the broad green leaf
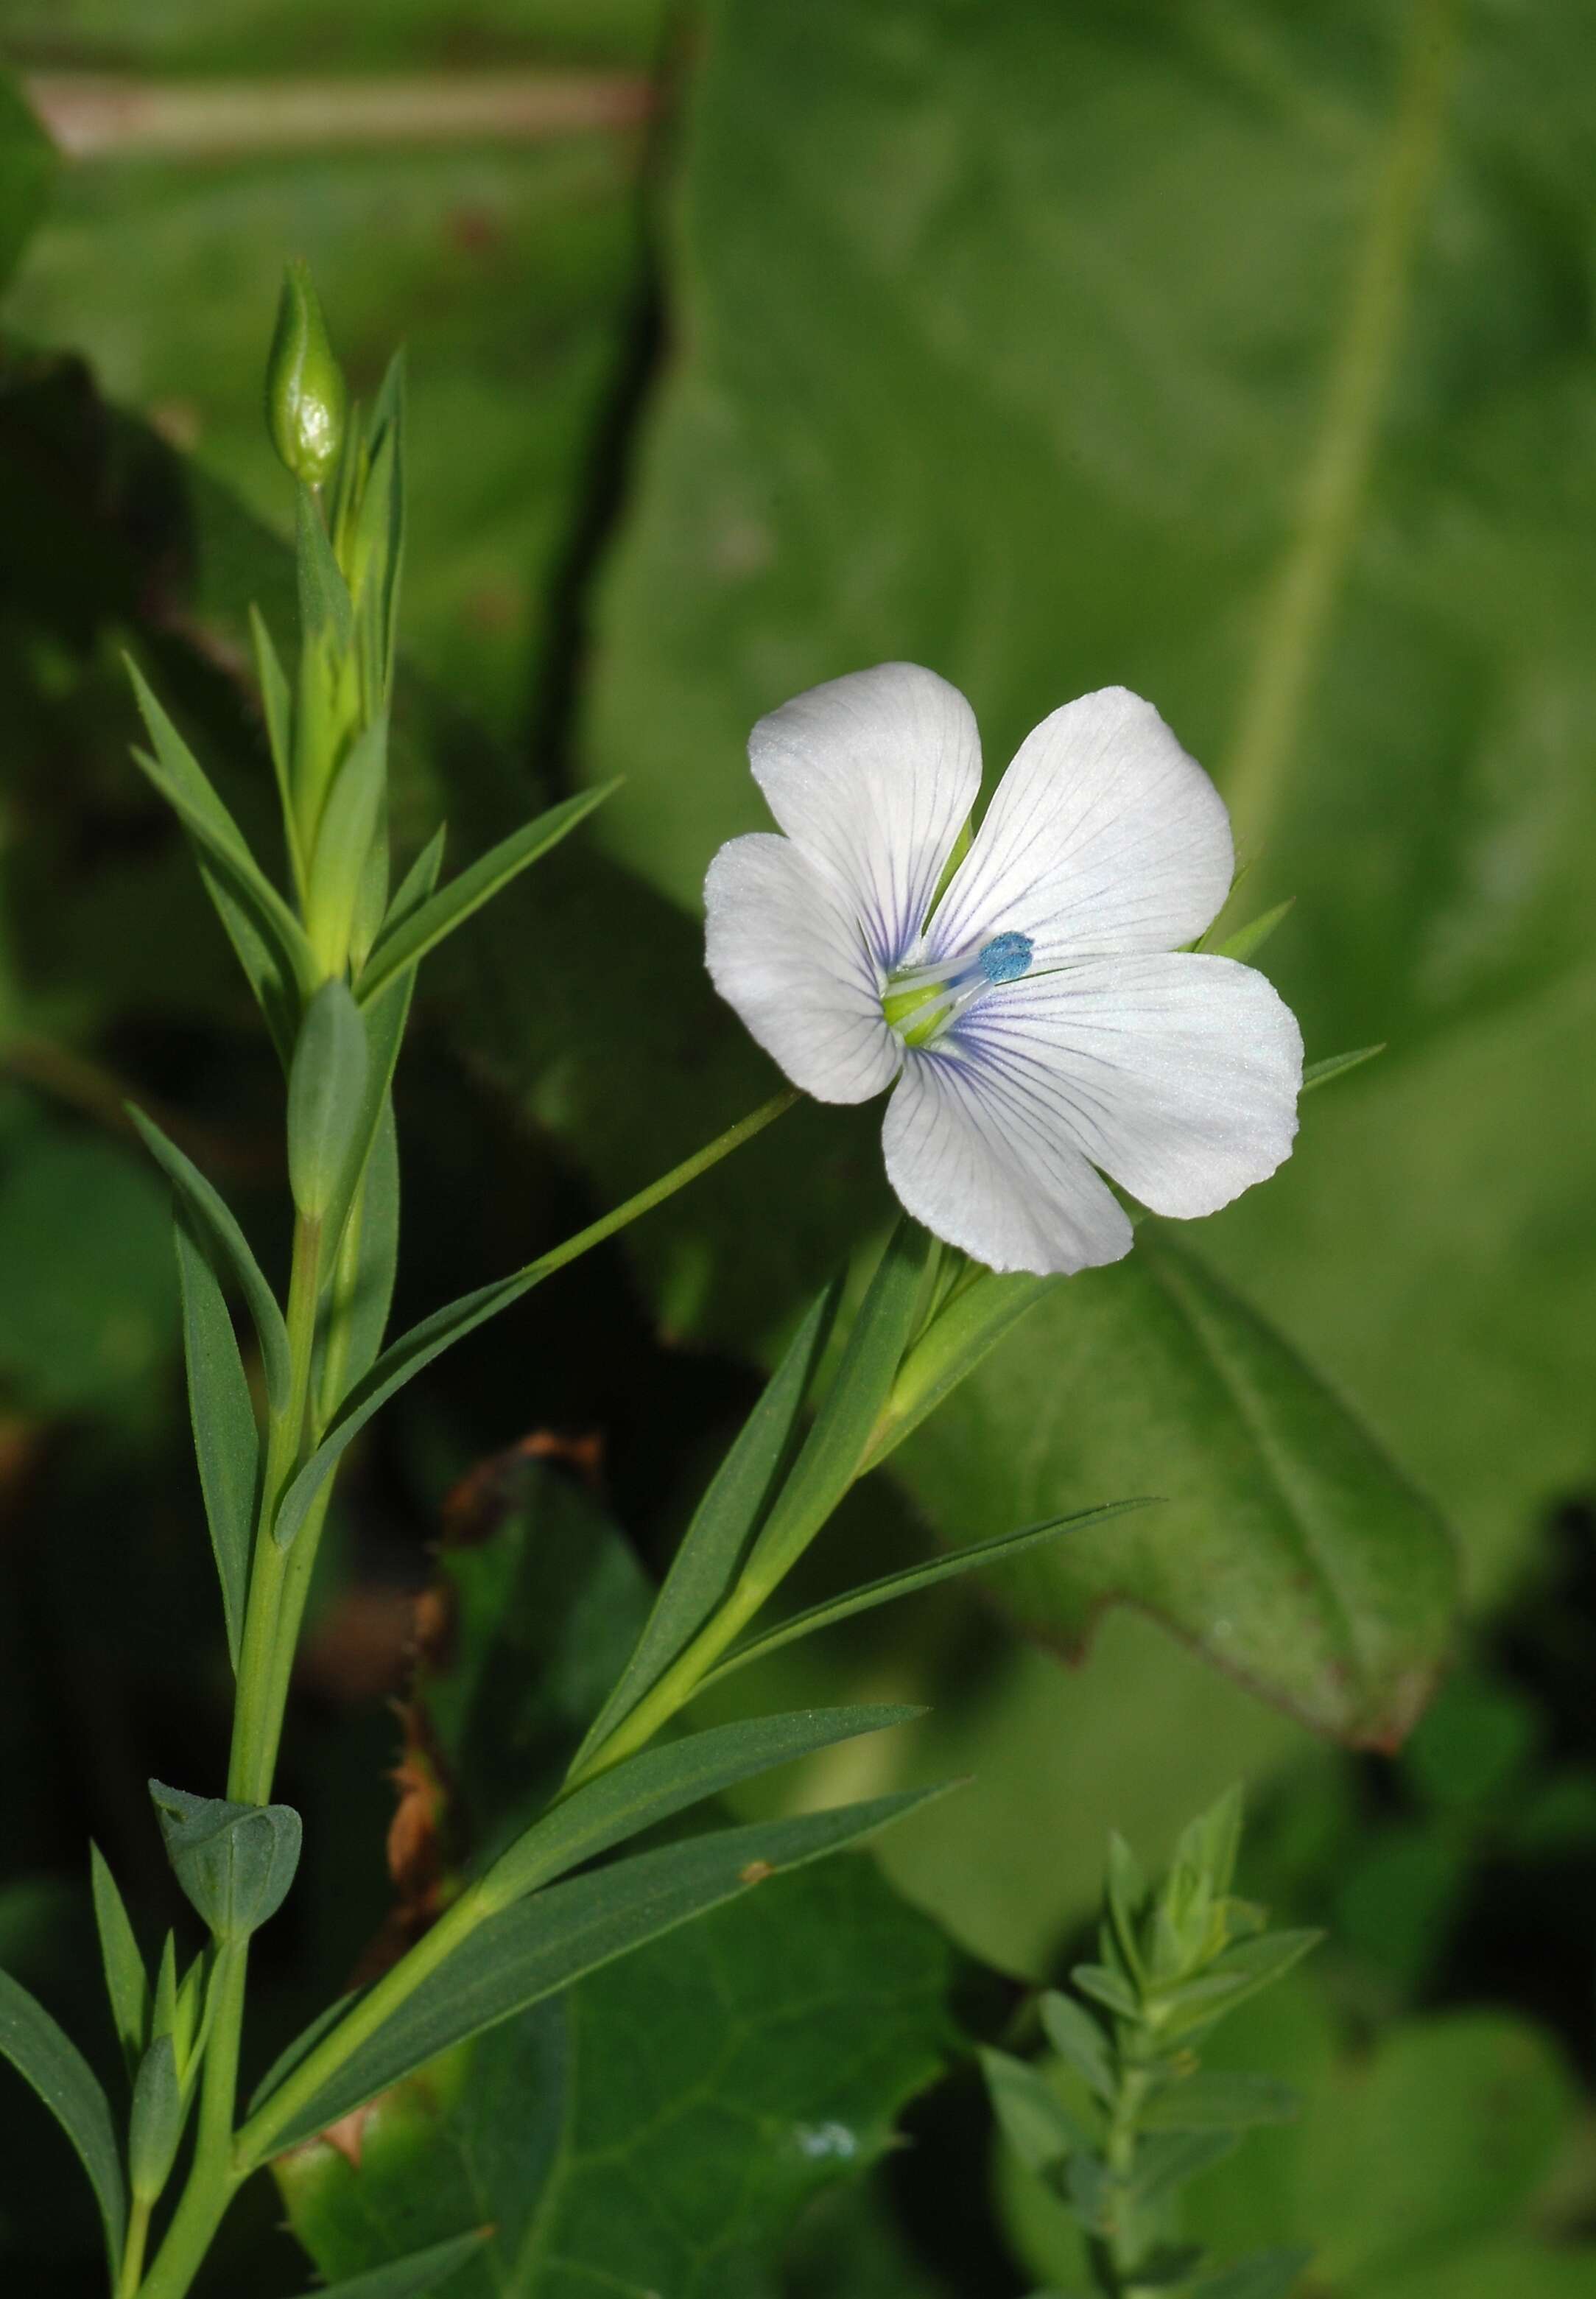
[743,1221,934,1589]
[286,979,370,1223]
[569,1271,843,1775]
[896,1229,1456,1747]
[88,1844,148,2082]
[0,1100,176,1414]
[355,783,619,1007]
[149,1779,303,1940]
[174,1205,259,1666]
[278,1853,973,2299]
[0,1965,126,2267]
[246,1784,950,2157]
[286,2230,491,2299]
[1184,1997,1578,2293]
[701,1501,1156,1692]
[128,1106,291,1411]
[480,1702,925,1910]
[0,68,56,290]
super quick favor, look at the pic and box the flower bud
[264,259,347,485]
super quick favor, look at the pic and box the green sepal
[0,1966,127,2270]
[354,783,618,1007]
[149,1780,303,1941]
[88,1843,149,2083]
[1206,898,1294,962]
[480,1702,924,1912]
[569,1272,843,1775]
[174,1205,259,1668]
[287,978,370,1223]
[285,2229,491,2299]
[128,1107,290,1412]
[128,2035,184,2203]
[699,1500,1155,1693]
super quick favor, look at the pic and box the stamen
[977,932,1033,985]
[882,930,1033,1048]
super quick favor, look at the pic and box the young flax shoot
[0,273,1324,2299]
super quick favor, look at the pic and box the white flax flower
[704,664,1303,1277]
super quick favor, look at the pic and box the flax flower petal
[704,832,900,1104]
[927,686,1233,970]
[882,1043,1134,1278]
[748,662,981,972]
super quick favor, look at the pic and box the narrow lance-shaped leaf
[316,825,443,1280]
[569,1271,844,1775]
[332,1095,400,1400]
[482,1702,924,1912]
[285,2230,491,2299]
[355,782,619,1008]
[743,1218,935,1590]
[249,601,304,896]
[89,1843,149,2082]
[174,1208,258,1667]
[700,1500,1158,1691]
[128,1107,291,1413]
[857,1264,1052,1478]
[241,1783,952,2161]
[1301,1044,1384,1092]
[286,978,370,1224]
[305,717,387,975]
[128,2035,184,2201]
[125,659,316,1053]
[273,1092,798,1552]
[980,2046,1094,2174]
[0,1967,127,2269]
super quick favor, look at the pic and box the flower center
[881,931,1033,1048]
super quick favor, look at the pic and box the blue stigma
[976,931,1033,986]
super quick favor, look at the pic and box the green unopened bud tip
[265,259,347,485]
